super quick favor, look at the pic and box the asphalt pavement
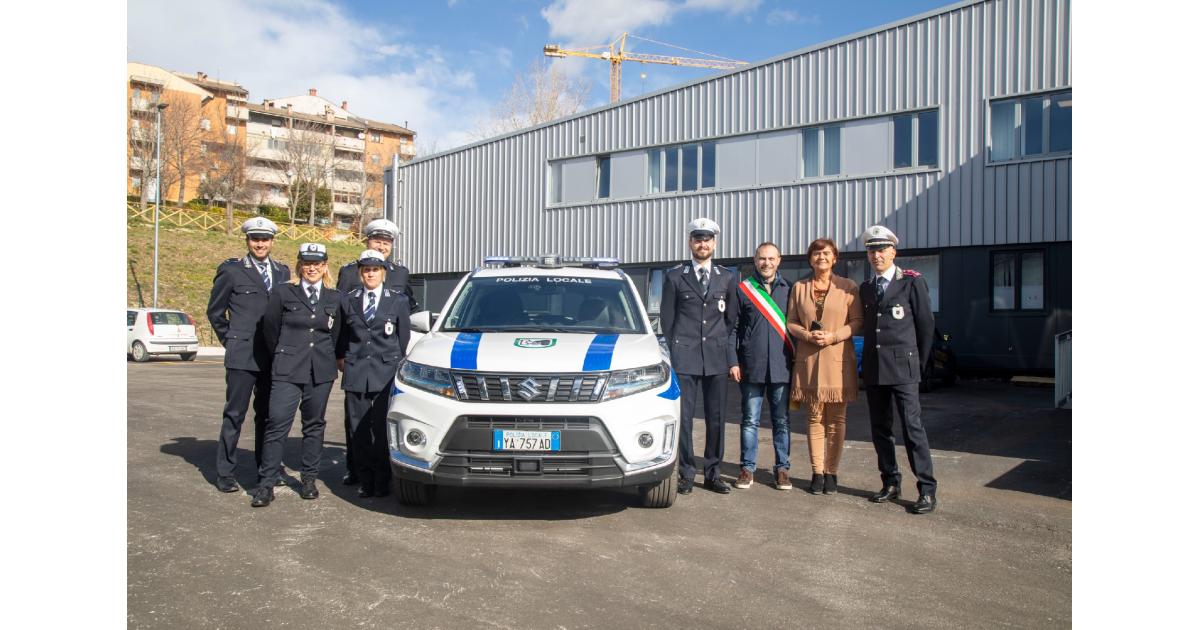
[128,358,1071,629]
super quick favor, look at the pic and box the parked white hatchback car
[127,308,200,362]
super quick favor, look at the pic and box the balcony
[225,105,249,121]
[334,135,365,152]
[246,166,287,185]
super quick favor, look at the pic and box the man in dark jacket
[859,225,938,514]
[205,217,290,493]
[660,218,738,495]
[728,242,794,491]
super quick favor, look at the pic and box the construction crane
[544,32,748,103]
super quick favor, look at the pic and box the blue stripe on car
[391,450,433,470]
[582,334,619,371]
[450,332,482,369]
[657,368,681,400]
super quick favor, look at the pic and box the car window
[442,276,645,334]
[127,311,137,327]
[150,312,190,326]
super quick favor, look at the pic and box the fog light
[663,424,675,455]
[387,420,400,450]
[637,432,653,448]
[406,429,426,447]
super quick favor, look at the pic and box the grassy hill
[128,221,366,346]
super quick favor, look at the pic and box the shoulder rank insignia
[902,269,922,278]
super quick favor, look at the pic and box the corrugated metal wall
[397,0,1071,275]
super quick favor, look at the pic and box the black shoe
[374,480,391,497]
[300,478,319,500]
[357,482,375,498]
[703,478,732,494]
[216,476,239,493]
[677,478,694,495]
[250,487,274,507]
[823,474,838,495]
[342,472,359,486]
[909,495,937,514]
[806,473,824,495]
[275,477,287,487]
[869,485,902,503]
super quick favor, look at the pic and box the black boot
[823,473,838,495]
[807,473,824,495]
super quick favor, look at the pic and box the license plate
[493,430,560,452]
[169,345,186,352]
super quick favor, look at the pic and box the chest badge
[891,305,905,320]
[718,298,726,313]
[384,321,394,336]
[327,314,335,329]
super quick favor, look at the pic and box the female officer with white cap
[336,249,412,498]
[250,243,342,508]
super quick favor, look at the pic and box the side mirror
[410,311,434,333]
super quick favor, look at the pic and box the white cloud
[127,0,491,150]
[766,9,820,26]
[681,0,761,14]
[541,0,675,45]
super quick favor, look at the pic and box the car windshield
[441,276,645,334]
[151,312,190,326]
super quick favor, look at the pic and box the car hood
[408,331,665,372]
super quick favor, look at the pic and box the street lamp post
[153,102,168,308]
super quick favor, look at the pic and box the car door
[127,310,138,351]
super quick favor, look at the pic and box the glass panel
[1020,252,1045,310]
[843,259,867,284]
[127,312,137,327]
[992,252,1017,310]
[647,150,661,193]
[893,115,913,169]
[549,162,562,203]
[802,129,820,177]
[1022,97,1044,156]
[901,254,940,311]
[151,312,190,325]
[1049,92,1072,153]
[665,147,679,192]
[596,156,611,199]
[646,269,665,313]
[681,144,698,191]
[990,101,1017,161]
[823,126,841,176]
[917,110,938,167]
[701,142,716,188]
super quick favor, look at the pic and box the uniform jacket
[727,272,793,384]
[660,262,738,376]
[262,282,342,385]
[337,260,420,312]
[859,266,935,386]
[785,275,863,403]
[336,287,411,393]
[206,255,291,371]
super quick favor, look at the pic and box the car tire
[181,352,197,361]
[639,464,678,508]
[131,341,150,363]
[394,478,436,506]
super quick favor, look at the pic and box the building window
[902,254,940,312]
[131,119,141,130]
[893,110,938,169]
[991,250,1045,311]
[596,155,611,199]
[226,104,238,118]
[268,138,287,151]
[990,90,1071,162]
[801,125,840,178]
[370,132,381,143]
[371,154,380,164]
[227,123,237,136]
[200,118,211,131]
[549,162,562,204]
[647,141,716,194]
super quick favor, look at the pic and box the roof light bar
[480,255,620,269]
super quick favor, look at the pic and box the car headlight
[397,360,456,399]
[603,362,669,401]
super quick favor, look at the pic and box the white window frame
[646,142,716,195]
[891,109,939,171]
[987,89,1072,164]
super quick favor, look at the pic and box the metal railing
[1054,330,1071,409]
[127,202,356,242]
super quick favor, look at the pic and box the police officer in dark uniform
[334,218,418,485]
[336,250,411,498]
[859,225,938,514]
[660,218,738,495]
[206,217,290,493]
[251,243,342,508]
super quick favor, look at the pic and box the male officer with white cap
[660,218,738,495]
[206,216,290,493]
[859,225,938,514]
[334,218,418,485]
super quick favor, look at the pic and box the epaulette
[223,257,239,264]
[902,269,922,277]
[352,288,363,297]
[668,263,684,271]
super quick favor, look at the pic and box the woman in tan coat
[786,238,863,495]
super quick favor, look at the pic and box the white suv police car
[388,256,680,508]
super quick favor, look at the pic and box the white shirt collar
[362,286,380,304]
[691,259,712,274]
[301,280,321,295]
[875,265,897,282]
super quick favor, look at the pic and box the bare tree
[127,116,159,209]
[197,135,251,233]
[476,58,592,138]
[158,95,206,206]
[279,119,342,224]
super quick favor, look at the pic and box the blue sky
[128,0,951,151]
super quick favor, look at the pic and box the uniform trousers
[342,407,356,477]
[866,383,937,496]
[677,373,727,482]
[216,368,271,478]
[344,390,391,488]
[258,379,334,485]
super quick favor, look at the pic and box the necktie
[258,262,271,293]
[699,267,710,296]
[307,285,318,305]
[364,291,377,322]
[874,276,886,303]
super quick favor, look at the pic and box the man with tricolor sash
[728,242,795,491]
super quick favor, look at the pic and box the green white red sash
[738,277,794,352]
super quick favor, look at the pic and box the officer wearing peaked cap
[661,217,738,495]
[206,216,290,493]
[334,218,418,484]
[858,225,939,514]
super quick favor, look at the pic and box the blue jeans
[739,381,790,472]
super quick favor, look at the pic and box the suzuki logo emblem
[516,377,541,401]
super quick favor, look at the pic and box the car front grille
[451,371,608,403]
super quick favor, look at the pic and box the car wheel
[181,352,197,361]
[131,341,150,363]
[639,464,678,508]
[394,478,436,506]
